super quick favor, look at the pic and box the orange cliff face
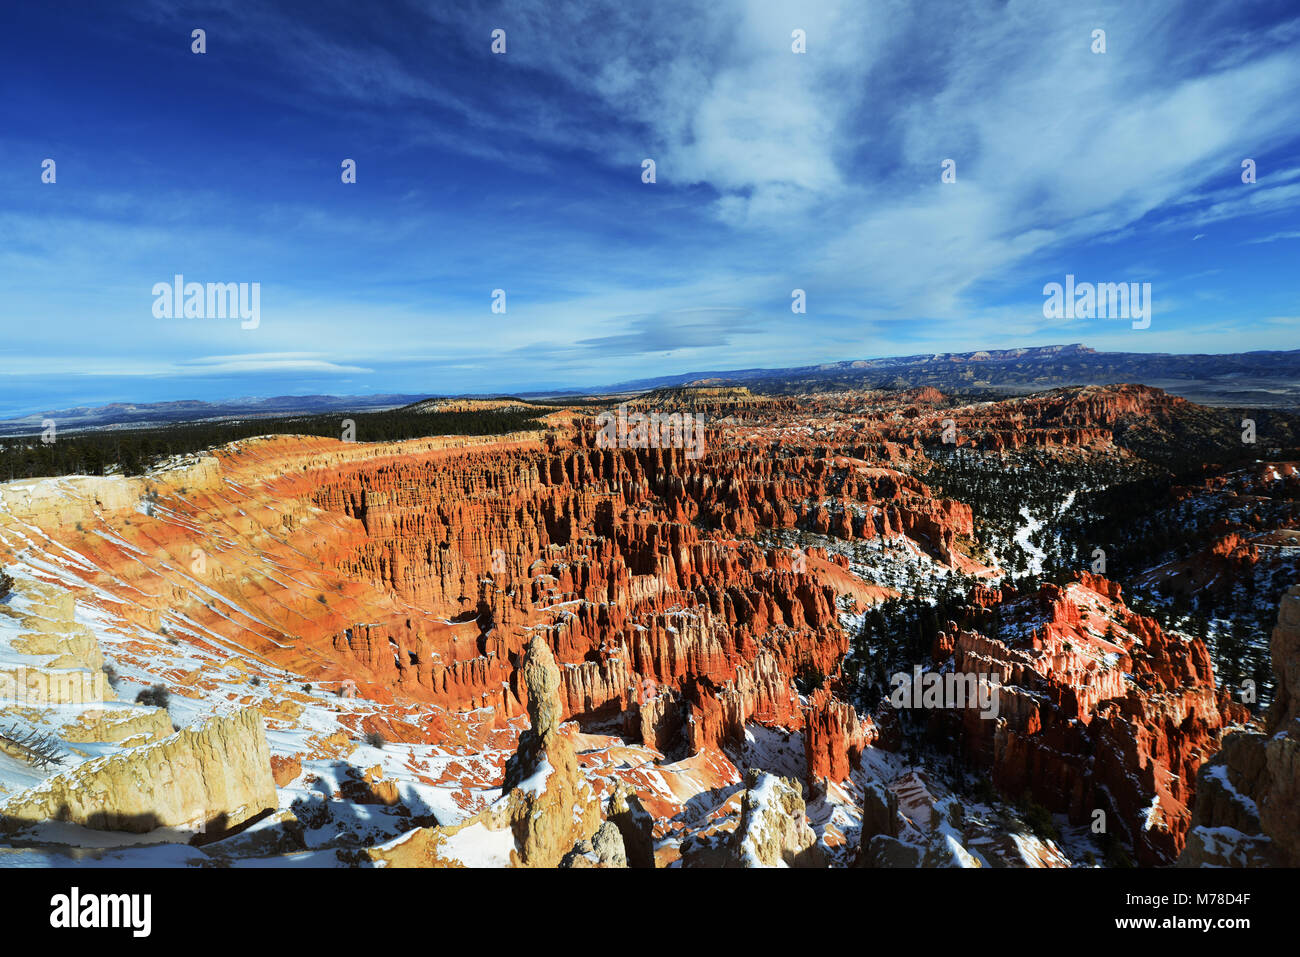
[0,430,863,754]
[931,573,1248,864]
[889,383,1191,454]
[283,435,860,751]
[0,399,981,752]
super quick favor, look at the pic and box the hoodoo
[0,382,1293,869]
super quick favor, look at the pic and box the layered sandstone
[0,708,275,835]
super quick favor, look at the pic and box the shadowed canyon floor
[0,384,1296,867]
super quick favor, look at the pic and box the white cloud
[1246,229,1300,244]
[177,353,373,374]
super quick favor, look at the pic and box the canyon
[0,383,1295,868]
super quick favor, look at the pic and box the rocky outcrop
[0,457,220,527]
[367,636,603,868]
[0,708,275,836]
[858,779,901,846]
[729,769,823,868]
[560,821,627,868]
[1269,584,1300,731]
[500,637,603,867]
[606,779,656,868]
[933,575,1239,864]
[1179,585,1300,867]
[0,579,114,702]
[804,687,872,786]
[905,384,1185,455]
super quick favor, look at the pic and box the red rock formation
[804,687,874,785]
[935,574,1243,864]
[0,382,1266,867]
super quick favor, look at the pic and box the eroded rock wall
[0,708,276,835]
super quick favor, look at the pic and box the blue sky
[1,0,1298,416]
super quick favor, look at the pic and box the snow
[439,821,516,867]
[1141,794,1164,831]
[1203,763,1258,816]
[1014,506,1047,575]
[515,755,553,797]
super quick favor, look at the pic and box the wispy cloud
[1246,230,1300,244]
[178,353,373,374]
